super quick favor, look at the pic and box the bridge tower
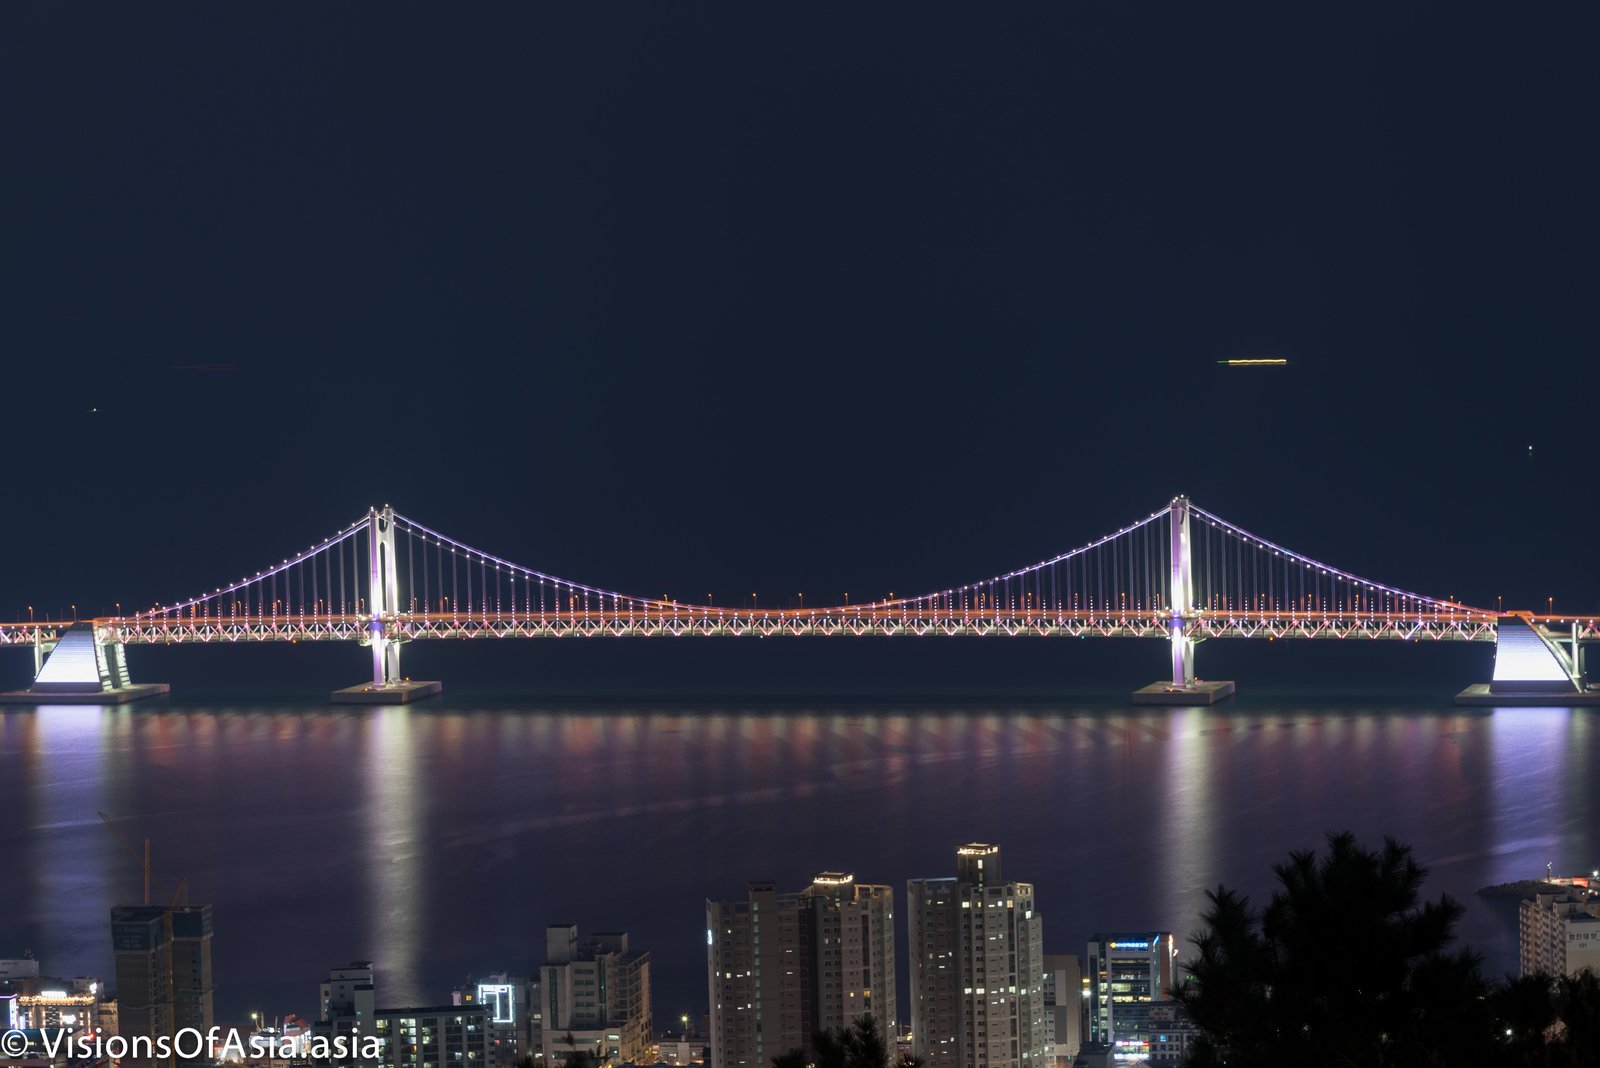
[1169,494,1195,688]
[1131,496,1236,705]
[366,504,401,687]
[332,504,441,703]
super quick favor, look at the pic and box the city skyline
[14,831,1589,1065]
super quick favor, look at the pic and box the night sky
[3,3,1596,635]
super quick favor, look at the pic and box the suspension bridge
[0,497,1593,706]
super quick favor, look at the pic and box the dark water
[3,694,1595,1027]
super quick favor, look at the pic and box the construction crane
[97,811,188,906]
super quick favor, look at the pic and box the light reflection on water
[1,703,1593,1022]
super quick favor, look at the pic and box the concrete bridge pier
[1457,615,1600,706]
[0,622,170,704]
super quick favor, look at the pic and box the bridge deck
[5,611,1596,648]
[0,608,1511,645]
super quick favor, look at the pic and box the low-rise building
[373,1005,494,1068]
[0,960,42,982]
[15,981,102,1030]
[653,1033,707,1066]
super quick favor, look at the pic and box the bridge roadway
[9,607,1588,647]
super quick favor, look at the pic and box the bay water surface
[3,695,1593,1026]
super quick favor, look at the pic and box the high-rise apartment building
[110,903,215,1060]
[804,873,896,1037]
[1520,891,1600,978]
[536,927,651,1066]
[167,906,214,1034]
[1084,934,1177,1055]
[706,873,896,1068]
[907,845,1047,1068]
[111,907,172,1044]
[707,881,805,1068]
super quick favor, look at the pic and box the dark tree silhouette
[1175,832,1498,1067]
[1488,969,1600,1068]
[557,1031,605,1068]
[1554,968,1600,1053]
[774,1014,903,1068]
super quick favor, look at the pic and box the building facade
[907,845,1047,1068]
[110,903,215,1056]
[110,906,173,1046]
[707,881,806,1068]
[1084,934,1178,1057]
[453,973,533,1068]
[805,873,896,1038]
[654,1034,708,1066]
[14,977,103,1030]
[373,1005,493,1068]
[315,961,380,1068]
[0,960,42,982]
[167,907,214,1035]
[1520,891,1600,978]
[322,962,378,1028]
[537,927,651,1066]
[1039,954,1083,1068]
[706,873,896,1068]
